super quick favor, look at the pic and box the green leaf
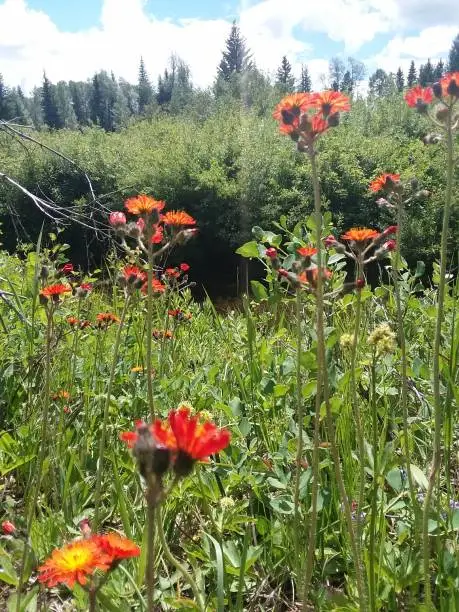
[250,280,268,301]
[410,464,428,490]
[236,241,259,258]
[415,260,425,278]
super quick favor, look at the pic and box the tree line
[1,24,458,131]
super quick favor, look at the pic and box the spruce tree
[434,59,445,80]
[396,67,404,91]
[419,59,435,86]
[275,56,295,93]
[407,61,417,87]
[217,21,252,80]
[0,74,10,120]
[138,57,153,114]
[298,64,312,92]
[340,70,353,93]
[448,33,459,71]
[41,73,63,129]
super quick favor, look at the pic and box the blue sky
[1,0,458,92]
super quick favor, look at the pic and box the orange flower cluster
[39,283,71,302]
[121,406,231,477]
[273,90,350,147]
[404,72,459,111]
[125,195,165,216]
[96,313,120,328]
[38,532,140,589]
[369,173,401,193]
[152,329,173,340]
[341,228,381,243]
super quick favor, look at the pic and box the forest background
[1,23,458,295]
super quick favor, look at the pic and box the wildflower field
[0,76,458,612]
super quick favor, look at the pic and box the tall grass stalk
[93,294,131,531]
[422,106,455,608]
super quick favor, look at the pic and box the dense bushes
[0,93,457,293]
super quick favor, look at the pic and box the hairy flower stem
[350,262,366,545]
[293,290,307,577]
[422,108,455,609]
[369,356,378,612]
[300,150,323,604]
[146,231,156,422]
[302,150,366,608]
[393,197,420,547]
[146,478,157,612]
[93,295,130,531]
[16,304,54,612]
[156,505,205,612]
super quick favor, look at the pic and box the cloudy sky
[0,0,458,92]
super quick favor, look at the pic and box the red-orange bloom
[153,329,173,340]
[153,406,231,464]
[297,246,318,257]
[438,72,459,98]
[125,195,165,216]
[162,211,196,226]
[404,86,433,108]
[298,267,332,288]
[52,390,70,401]
[40,284,71,299]
[369,173,401,193]
[310,91,351,117]
[273,93,312,132]
[151,225,164,244]
[38,539,112,589]
[165,267,180,278]
[96,313,120,327]
[341,228,380,242]
[123,265,147,283]
[141,278,166,295]
[92,533,140,561]
[67,316,78,326]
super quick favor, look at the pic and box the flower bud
[355,278,365,289]
[2,520,16,535]
[126,222,142,238]
[447,77,459,98]
[327,112,340,127]
[265,247,277,259]
[432,82,442,99]
[40,265,49,280]
[109,211,127,228]
[324,235,338,248]
[436,106,449,123]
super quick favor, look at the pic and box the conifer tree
[407,61,417,87]
[419,59,435,86]
[41,73,63,129]
[340,70,353,93]
[396,67,404,91]
[0,74,11,120]
[298,64,312,92]
[275,56,295,93]
[448,33,459,71]
[217,21,252,80]
[138,57,153,114]
[433,59,445,80]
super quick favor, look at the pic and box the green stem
[156,505,205,612]
[393,197,420,547]
[146,484,156,612]
[93,295,130,531]
[293,289,306,578]
[422,106,455,609]
[369,356,378,612]
[146,229,156,422]
[16,304,54,612]
[301,150,324,604]
[350,262,366,544]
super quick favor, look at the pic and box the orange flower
[153,406,231,475]
[96,313,120,327]
[123,265,147,284]
[125,195,165,216]
[297,246,318,257]
[298,267,332,288]
[404,86,433,108]
[273,93,312,132]
[67,316,78,326]
[92,533,140,561]
[438,72,459,98]
[38,539,112,589]
[151,224,164,244]
[153,329,173,340]
[40,284,71,300]
[341,228,380,242]
[162,211,196,226]
[165,267,180,278]
[310,91,351,117]
[52,390,70,401]
[369,173,401,193]
[141,278,166,295]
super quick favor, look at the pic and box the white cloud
[0,0,458,94]
[369,26,458,75]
